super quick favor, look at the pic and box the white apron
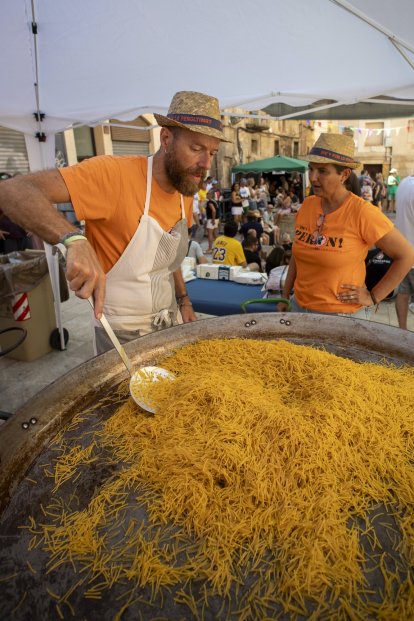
[93,156,188,354]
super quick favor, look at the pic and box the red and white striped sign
[12,293,31,321]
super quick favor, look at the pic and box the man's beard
[164,148,206,196]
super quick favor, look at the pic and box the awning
[232,155,308,174]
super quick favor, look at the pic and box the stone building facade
[1,112,414,188]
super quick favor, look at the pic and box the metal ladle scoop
[88,298,174,413]
[54,242,173,412]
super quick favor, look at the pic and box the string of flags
[305,120,413,136]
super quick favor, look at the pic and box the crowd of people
[0,89,413,364]
[230,174,301,224]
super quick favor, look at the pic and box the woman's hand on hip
[336,284,371,306]
[66,240,106,319]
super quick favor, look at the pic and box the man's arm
[0,171,105,318]
[173,268,197,323]
[0,170,73,240]
[209,201,216,220]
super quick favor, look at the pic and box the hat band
[167,113,222,131]
[309,146,355,165]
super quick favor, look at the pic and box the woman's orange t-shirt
[59,156,193,273]
[293,194,394,312]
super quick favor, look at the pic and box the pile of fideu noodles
[24,338,414,620]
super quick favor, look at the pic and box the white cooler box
[196,264,244,281]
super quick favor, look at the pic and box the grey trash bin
[0,250,68,361]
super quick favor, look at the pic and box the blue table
[186,278,278,316]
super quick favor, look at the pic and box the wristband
[59,231,87,247]
[176,293,189,302]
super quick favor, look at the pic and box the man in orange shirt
[0,91,231,353]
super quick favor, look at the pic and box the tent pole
[330,0,414,54]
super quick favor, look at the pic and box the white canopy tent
[2,0,414,148]
[1,0,414,346]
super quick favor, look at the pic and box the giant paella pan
[1,313,414,620]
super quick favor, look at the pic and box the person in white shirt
[192,192,201,233]
[395,175,414,329]
[361,178,373,203]
[186,228,208,264]
[239,178,251,217]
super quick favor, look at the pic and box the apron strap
[144,156,153,216]
[145,155,185,219]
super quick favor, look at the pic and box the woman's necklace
[312,191,350,246]
[321,189,350,215]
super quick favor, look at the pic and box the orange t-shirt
[293,194,394,312]
[59,156,193,273]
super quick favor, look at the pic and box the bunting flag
[336,123,414,134]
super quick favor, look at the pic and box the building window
[251,139,258,155]
[293,141,299,157]
[73,126,96,161]
[364,122,384,147]
[55,132,68,168]
[274,140,280,156]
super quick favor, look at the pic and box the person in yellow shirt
[198,182,207,204]
[212,220,247,267]
[197,181,208,229]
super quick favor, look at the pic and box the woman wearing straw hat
[278,133,414,316]
[0,91,231,354]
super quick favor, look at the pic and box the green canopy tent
[232,155,308,174]
[232,156,308,207]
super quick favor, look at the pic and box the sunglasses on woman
[312,213,325,245]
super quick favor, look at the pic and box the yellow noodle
[24,338,414,619]
[0,573,18,583]
[11,591,27,614]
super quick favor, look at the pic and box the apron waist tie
[152,308,174,330]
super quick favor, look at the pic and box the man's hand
[179,302,197,323]
[65,241,106,319]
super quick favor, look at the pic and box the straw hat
[154,91,232,143]
[305,133,360,169]
[390,168,398,174]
